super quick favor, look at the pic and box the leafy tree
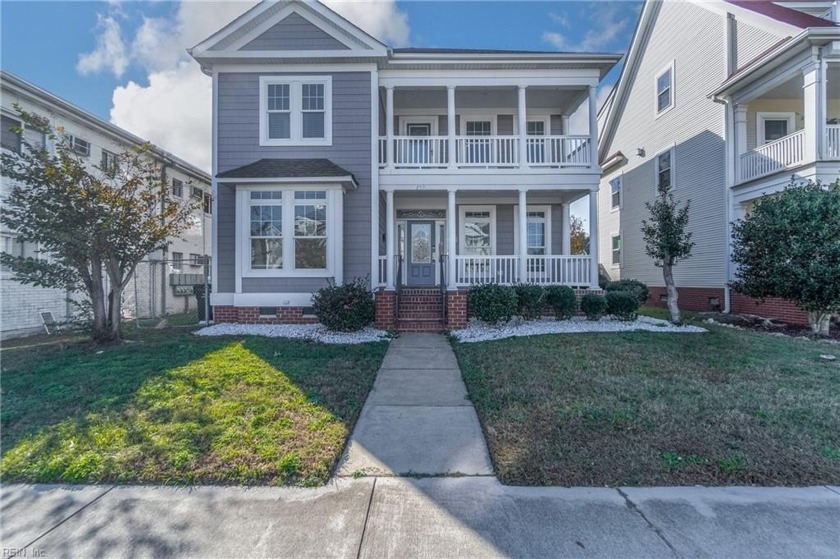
[570,215,589,255]
[0,107,199,342]
[730,178,840,335]
[641,182,694,324]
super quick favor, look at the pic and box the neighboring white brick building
[1,71,212,339]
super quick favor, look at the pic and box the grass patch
[452,320,840,486]
[1,328,387,486]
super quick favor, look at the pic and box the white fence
[739,129,806,182]
[453,255,591,287]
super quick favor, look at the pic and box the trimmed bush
[605,279,650,305]
[468,284,518,325]
[579,293,608,321]
[606,291,640,321]
[514,284,546,320]
[545,285,577,320]
[312,277,375,332]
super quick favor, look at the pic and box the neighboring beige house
[597,0,839,324]
[1,71,212,339]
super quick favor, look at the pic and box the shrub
[545,285,577,320]
[598,267,612,290]
[312,277,375,332]
[605,279,650,305]
[579,293,608,321]
[468,284,518,325]
[514,284,546,320]
[606,291,640,321]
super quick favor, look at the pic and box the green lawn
[1,328,387,486]
[452,315,840,486]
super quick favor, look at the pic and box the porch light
[636,147,646,157]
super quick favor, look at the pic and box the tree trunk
[89,258,110,342]
[107,285,123,341]
[662,261,681,325]
[807,311,831,336]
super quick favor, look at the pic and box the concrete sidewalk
[3,480,839,558]
[336,333,493,476]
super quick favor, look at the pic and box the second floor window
[656,149,673,192]
[101,150,119,175]
[172,252,184,267]
[171,178,183,198]
[610,176,622,209]
[2,114,46,154]
[67,135,91,156]
[655,62,674,115]
[260,76,332,146]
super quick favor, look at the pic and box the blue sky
[1,1,639,123]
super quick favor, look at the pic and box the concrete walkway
[3,480,839,558]
[337,333,493,477]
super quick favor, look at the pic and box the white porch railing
[456,136,519,167]
[453,255,591,287]
[378,255,387,287]
[739,129,806,182]
[827,125,840,159]
[378,135,592,169]
[523,255,591,286]
[393,136,448,168]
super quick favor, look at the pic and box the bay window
[240,187,340,278]
[260,76,332,146]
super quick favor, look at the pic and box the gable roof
[597,0,836,162]
[189,0,389,66]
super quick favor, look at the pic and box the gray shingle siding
[240,13,350,51]
[216,71,372,294]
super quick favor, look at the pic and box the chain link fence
[125,256,211,328]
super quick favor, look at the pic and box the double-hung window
[67,134,91,156]
[101,150,119,175]
[171,178,184,198]
[612,235,622,266]
[460,209,493,256]
[656,149,674,192]
[610,176,622,209]
[260,76,332,146]
[241,188,339,277]
[2,114,46,154]
[526,120,546,164]
[514,206,552,274]
[249,191,284,270]
[655,62,674,116]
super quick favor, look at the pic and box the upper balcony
[376,83,601,190]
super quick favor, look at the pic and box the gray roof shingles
[216,158,356,183]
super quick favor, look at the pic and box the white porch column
[803,59,823,162]
[588,85,598,168]
[385,189,395,290]
[734,104,748,183]
[518,86,528,168]
[385,86,395,169]
[447,86,457,169]
[561,202,571,255]
[447,188,457,289]
[518,189,528,283]
[589,189,600,289]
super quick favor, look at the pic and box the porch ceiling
[386,188,591,205]
[391,86,585,113]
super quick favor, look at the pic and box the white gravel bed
[451,315,706,343]
[194,323,390,344]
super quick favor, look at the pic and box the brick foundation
[646,287,809,326]
[212,306,318,325]
[730,293,808,325]
[374,290,396,330]
[446,290,468,330]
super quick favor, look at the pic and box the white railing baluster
[826,125,840,159]
[739,129,807,182]
[453,255,591,287]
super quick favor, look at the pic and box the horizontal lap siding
[734,20,784,70]
[240,13,349,51]
[217,71,372,294]
[599,1,735,289]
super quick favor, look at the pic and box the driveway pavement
[3,480,839,558]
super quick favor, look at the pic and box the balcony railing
[827,125,840,159]
[378,135,591,170]
[454,255,591,287]
[378,255,387,287]
[739,130,806,182]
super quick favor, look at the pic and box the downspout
[720,12,737,315]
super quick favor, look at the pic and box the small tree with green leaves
[730,178,840,335]
[0,107,199,343]
[641,183,694,324]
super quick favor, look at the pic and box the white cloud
[568,84,614,135]
[77,15,129,77]
[542,2,633,53]
[81,0,411,172]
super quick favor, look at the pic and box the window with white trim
[172,251,184,268]
[526,120,547,163]
[101,149,119,175]
[67,134,91,156]
[611,234,622,266]
[189,253,202,268]
[260,76,332,146]
[171,178,184,198]
[655,62,674,115]
[240,187,340,277]
[2,114,46,154]
[656,149,674,192]
[460,209,493,256]
[1,233,20,273]
[249,191,284,270]
[514,206,552,273]
[610,176,622,209]
[756,112,795,145]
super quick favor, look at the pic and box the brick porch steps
[397,288,445,333]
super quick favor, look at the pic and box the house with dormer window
[190,0,620,331]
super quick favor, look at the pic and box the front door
[406,220,435,285]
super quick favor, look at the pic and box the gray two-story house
[191,0,620,331]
